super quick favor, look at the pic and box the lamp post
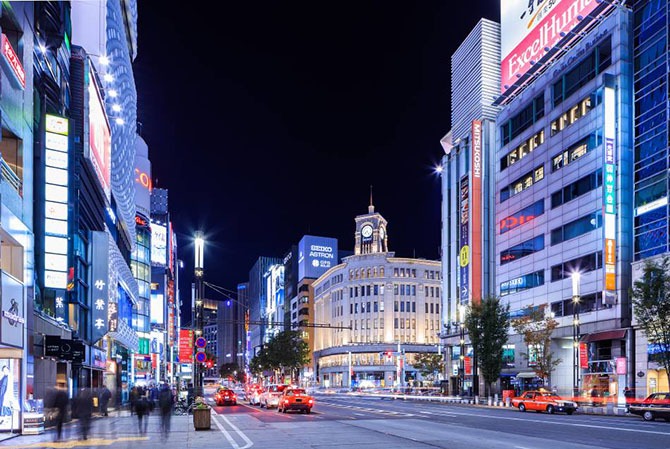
[572,272,581,399]
[193,232,205,398]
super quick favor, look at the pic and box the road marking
[8,436,148,448]
[419,411,433,414]
[354,413,366,416]
[438,409,670,436]
[212,413,254,449]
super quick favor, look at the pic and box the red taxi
[511,390,577,415]
[214,386,237,406]
[277,387,314,414]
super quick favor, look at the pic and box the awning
[581,329,627,343]
[516,372,538,378]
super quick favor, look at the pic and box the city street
[2,393,670,449]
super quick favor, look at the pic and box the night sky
[133,1,501,310]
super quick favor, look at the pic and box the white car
[260,384,287,409]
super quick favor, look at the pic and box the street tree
[219,362,244,382]
[511,305,561,386]
[464,296,511,397]
[412,353,444,382]
[249,330,310,382]
[249,347,269,376]
[632,256,670,385]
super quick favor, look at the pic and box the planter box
[193,407,211,430]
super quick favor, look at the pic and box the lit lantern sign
[1,34,25,88]
[603,86,616,292]
[44,115,69,289]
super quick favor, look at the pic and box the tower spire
[368,185,374,214]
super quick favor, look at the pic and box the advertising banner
[87,66,111,201]
[603,86,616,292]
[500,0,601,93]
[459,176,470,303]
[90,231,109,343]
[298,235,338,280]
[179,329,194,362]
[151,222,167,267]
[471,121,482,305]
[579,342,588,369]
[134,154,151,219]
[150,293,165,325]
[616,357,627,375]
[1,272,24,347]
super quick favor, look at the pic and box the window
[501,130,545,171]
[501,94,545,145]
[550,92,600,136]
[500,270,544,296]
[374,284,379,295]
[552,37,612,106]
[374,301,378,312]
[551,253,602,282]
[500,235,545,265]
[551,132,601,172]
[500,165,545,202]
[400,301,405,312]
[500,200,544,234]
[551,211,602,245]
[394,301,399,312]
[551,169,602,209]
[551,292,600,317]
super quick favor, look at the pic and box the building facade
[494,4,633,399]
[438,18,501,396]
[313,203,441,388]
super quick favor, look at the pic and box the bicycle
[174,399,193,415]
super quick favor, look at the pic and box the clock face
[361,225,373,238]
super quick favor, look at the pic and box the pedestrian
[52,386,69,441]
[73,388,92,440]
[99,385,112,416]
[158,383,174,441]
[135,392,149,435]
[129,386,138,415]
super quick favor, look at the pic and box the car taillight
[284,399,289,404]
[308,399,313,404]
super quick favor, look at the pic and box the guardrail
[0,157,22,195]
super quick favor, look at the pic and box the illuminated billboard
[87,67,112,201]
[134,155,151,219]
[500,0,601,93]
[150,293,164,325]
[298,235,338,280]
[151,222,167,266]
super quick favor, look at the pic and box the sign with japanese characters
[459,176,470,303]
[603,86,616,293]
[91,231,109,342]
[1,272,24,347]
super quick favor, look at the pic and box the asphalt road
[3,391,669,448]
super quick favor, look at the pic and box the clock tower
[354,191,388,255]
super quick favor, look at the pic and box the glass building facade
[633,0,669,260]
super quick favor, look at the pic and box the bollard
[505,397,511,407]
[488,397,492,406]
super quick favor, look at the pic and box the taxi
[214,386,237,406]
[511,390,577,415]
[277,387,314,414]
[628,392,670,421]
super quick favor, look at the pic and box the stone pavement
[0,410,221,449]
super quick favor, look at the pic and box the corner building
[313,203,441,388]
[495,5,634,398]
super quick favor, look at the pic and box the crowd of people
[45,382,176,442]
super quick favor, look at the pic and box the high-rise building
[630,0,670,395]
[494,2,633,397]
[438,18,501,395]
[248,256,282,355]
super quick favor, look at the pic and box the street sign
[195,351,207,363]
[195,337,207,348]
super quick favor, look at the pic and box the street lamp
[193,232,205,397]
[572,272,581,399]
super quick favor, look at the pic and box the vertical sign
[459,176,470,303]
[471,120,482,306]
[579,342,588,369]
[44,115,70,289]
[90,231,109,342]
[1,34,25,88]
[603,86,616,292]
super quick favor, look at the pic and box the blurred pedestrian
[99,386,112,416]
[129,386,138,415]
[73,388,92,440]
[158,383,174,441]
[135,393,149,435]
[51,386,69,441]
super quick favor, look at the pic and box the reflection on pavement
[10,436,148,448]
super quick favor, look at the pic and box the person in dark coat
[135,393,149,435]
[52,387,69,441]
[129,386,138,415]
[73,388,93,440]
[158,383,174,441]
[99,386,112,416]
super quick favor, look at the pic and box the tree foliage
[511,305,561,383]
[464,296,511,396]
[632,256,670,384]
[412,353,444,380]
[219,362,244,382]
[248,330,310,380]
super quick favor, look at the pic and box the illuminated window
[500,130,544,171]
[551,132,601,172]
[500,165,544,202]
